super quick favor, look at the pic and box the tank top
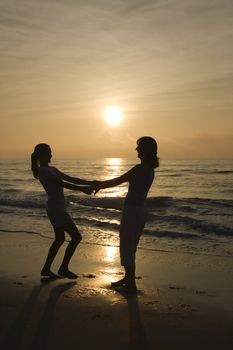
[38,166,66,210]
[125,165,154,207]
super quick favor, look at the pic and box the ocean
[0,159,233,257]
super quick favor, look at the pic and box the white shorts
[119,205,146,266]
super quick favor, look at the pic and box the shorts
[119,205,146,266]
[46,208,75,229]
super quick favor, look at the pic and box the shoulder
[39,166,59,181]
[38,166,46,172]
[137,164,154,177]
[38,166,50,178]
[126,164,140,176]
[132,164,148,173]
[123,164,143,181]
[50,167,61,176]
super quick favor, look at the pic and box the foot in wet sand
[40,269,59,278]
[111,278,127,288]
[116,284,138,294]
[111,279,138,294]
[58,268,78,279]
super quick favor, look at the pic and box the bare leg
[41,227,65,276]
[125,264,136,288]
[112,265,137,294]
[58,223,82,279]
[112,231,139,291]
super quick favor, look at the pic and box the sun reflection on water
[107,158,122,166]
[103,158,127,197]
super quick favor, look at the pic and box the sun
[104,105,123,127]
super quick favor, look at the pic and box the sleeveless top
[38,166,66,210]
[124,165,154,207]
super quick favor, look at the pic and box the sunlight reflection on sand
[104,245,118,263]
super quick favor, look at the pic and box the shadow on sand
[118,290,150,350]
[2,279,76,350]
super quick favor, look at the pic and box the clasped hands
[87,180,104,195]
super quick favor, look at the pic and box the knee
[71,234,82,245]
[54,237,65,246]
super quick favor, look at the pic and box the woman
[94,136,159,293]
[31,143,94,279]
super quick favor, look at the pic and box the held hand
[82,186,93,195]
[94,188,100,196]
[90,180,102,186]
[90,181,104,196]
[92,184,102,196]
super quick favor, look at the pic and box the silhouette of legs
[125,264,137,288]
[111,264,136,290]
[41,227,65,277]
[41,223,82,279]
[112,264,137,293]
[112,206,145,293]
[112,228,140,293]
[58,223,82,279]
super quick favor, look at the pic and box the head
[136,136,159,168]
[31,143,52,178]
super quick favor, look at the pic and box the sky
[1,0,233,159]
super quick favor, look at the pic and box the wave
[0,227,199,240]
[0,199,45,209]
[148,213,233,237]
[72,214,233,238]
[143,229,200,239]
[215,170,233,174]
[158,169,233,176]
[78,196,233,210]
[1,228,232,258]
[0,194,233,211]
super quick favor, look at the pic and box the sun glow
[104,106,123,127]
[107,158,122,166]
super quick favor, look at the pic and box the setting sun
[104,106,123,127]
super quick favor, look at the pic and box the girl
[31,143,94,279]
[94,136,159,292]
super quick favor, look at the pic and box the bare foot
[58,268,78,279]
[117,284,137,294]
[40,269,58,278]
[111,278,127,288]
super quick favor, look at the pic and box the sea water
[0,159,233,257]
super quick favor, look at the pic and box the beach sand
[0,232,233,350]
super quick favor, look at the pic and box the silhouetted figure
[94,136,159,293]
[31,143,96,279]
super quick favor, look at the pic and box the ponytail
[31,152,39,179]
[31,143,51,179]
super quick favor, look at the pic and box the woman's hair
[31,143,51,179]
[137,136,159,168]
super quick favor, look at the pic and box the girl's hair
[137,136,159,168]
[31,143,51,179]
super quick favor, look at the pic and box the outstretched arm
[94,166,138,194]
[58,169,100,186]
[47,176,93,195]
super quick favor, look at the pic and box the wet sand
[0,232,233,349]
